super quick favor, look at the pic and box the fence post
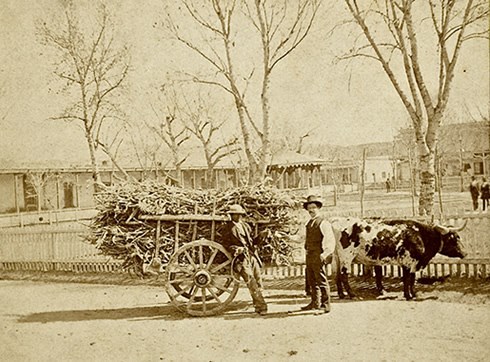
[50,232,56,260]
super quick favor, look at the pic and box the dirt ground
[1,275,489,362]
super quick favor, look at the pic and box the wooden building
[0,150,325,214]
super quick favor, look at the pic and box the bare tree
[25,171,56,212]
[243,0,321,176]
[96,124,134,181]
[126,124,163,178]
[165,0,320,183]
[146,89,190,185]
[279,126,317,154]
[342,0,488,216]
[166,0,257,182]
[181,93,241,188]
[39,4,130,192]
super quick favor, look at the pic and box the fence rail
[262,258,490,279]
[0,259,488,280]
[0,208,97,228]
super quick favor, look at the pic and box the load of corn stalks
[87,180,300,276]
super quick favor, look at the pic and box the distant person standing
[385,178,391,193]
[469,176,480,211]
[481,177,490,211]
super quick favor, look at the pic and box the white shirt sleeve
[320,220,336,255]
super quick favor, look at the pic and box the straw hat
[227,204,247,214]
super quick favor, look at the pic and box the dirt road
[1,280,489,361]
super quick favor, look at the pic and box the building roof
[268,150,325,167]
[0,150,324,174]
[395,121,490,157]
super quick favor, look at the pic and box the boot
[319,301,331,313]
[301,288,320,310]
[301,302,318,311]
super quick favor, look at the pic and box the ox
[331,218,467,300]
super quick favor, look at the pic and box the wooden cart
[139,214,269,317]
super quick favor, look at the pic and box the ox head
[434,220,468,258]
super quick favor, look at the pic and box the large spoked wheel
[165,239,240,316]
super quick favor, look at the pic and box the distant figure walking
[481,177,490,211]
[469,176,480,211]
[385,178,391,193]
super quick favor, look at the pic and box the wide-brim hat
[303,195,323,209]
[227,204,247,214]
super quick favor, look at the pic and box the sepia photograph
[0,0,489,361]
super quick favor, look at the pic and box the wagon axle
[194,270,212,287]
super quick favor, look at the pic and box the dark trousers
[483,198,489,211]
[238,256,267,311]
[472,195,479,210]
[305,252,330,307]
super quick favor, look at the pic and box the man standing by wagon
[301,195,335,314]
[222,204,268,315]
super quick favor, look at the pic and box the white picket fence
[0,213,488,278]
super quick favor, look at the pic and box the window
[63,182,75,208]
[382,171,386,179]
[474,162,484,175]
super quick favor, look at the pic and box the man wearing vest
[222,204,268,315]
[301,195,335,313]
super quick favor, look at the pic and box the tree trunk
[258,71,271,182]
[222,32,258,185]
[85,131,102,193]
[417,143,436,216]
[235,98,259,183]
[435,150,444,219]
[204,151,215,189]
[205,168,215,189]
[173,152,182,187]
[407,147,416,217]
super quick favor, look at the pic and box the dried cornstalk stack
[87,180,299,275]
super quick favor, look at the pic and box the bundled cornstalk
[87,180,299,275]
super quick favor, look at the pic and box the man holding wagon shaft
[222,204,268,315]
[302,195,335,313]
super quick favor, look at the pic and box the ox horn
[434,224,450,235]
[447,219,468,232]
[435,219,468,234]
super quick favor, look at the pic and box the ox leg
[409,272,416,299]
[336,271,346,299]
[402,267,412,300]
[340,267,356,299]
[374,266,386,296]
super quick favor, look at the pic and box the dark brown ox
[331,218,467,300]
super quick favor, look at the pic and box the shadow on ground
[5,271,490,324]
[18,301,252,324]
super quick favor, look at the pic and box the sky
[0,0,488,165]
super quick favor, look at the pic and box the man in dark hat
[301,195,335,313]
[222,204,268,315]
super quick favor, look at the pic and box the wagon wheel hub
[194,270,212,287]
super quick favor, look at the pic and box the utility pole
[360,149,367,218]
[459,136,464,192]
